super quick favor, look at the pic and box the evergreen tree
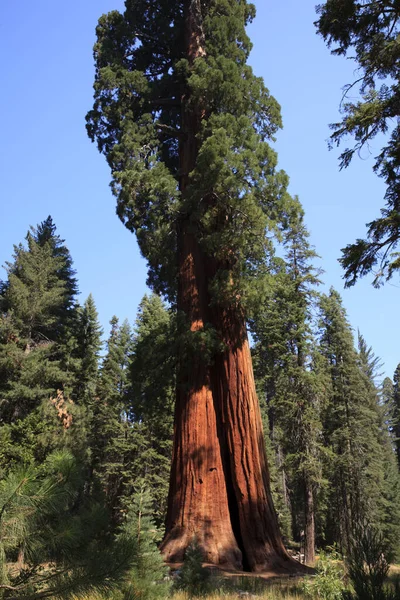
[357,335,400,557]
[0,450,137,600]
[74,294,103,405]
[87,0,302,570]
[117,483,171,600]
[315,0,400,286]
[317,289,388,551]
[91,316,133,517]
[0,221,83,470]
[393,364,400,469]
[251,200,324,564]
[357,331,384,386]
[128,294,175,524]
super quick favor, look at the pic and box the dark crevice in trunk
[223,451,251,572]
[212,381,249,570]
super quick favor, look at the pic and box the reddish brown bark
[210,305,296,572]
[161,0,242,569]
[160,231,242,569]
[162,0,301,573]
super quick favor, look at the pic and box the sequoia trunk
[163,0,298,573]
[161,231,242,569]
[210,304,295,572]
[161,0,242,569]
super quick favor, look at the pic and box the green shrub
[343,526,400,600]
[173,538,213,598]
[302,551,345,600]
[118,483,171,600]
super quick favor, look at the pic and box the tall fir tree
[74,294,103,405]
[0,220,83,470]
[393,364,400,469]
[357,335,400,558]
[87,0,301,571]
[251,200,324,565]
[317,289,389,551]
[128,294,175,524]
[91,316,133,517]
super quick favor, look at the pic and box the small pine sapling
[174,537,213,597]
[118,483,171,600]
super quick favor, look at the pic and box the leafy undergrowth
[73,562,400,600]
[73,575,310,600]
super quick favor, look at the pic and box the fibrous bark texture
[210,306,294,572]
[161,232,242,569]
[162,0,298,573]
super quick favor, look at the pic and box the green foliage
[250,200,325,551]
[174,538,213,598]
[343,526,400,600]
[0,219,88,473]
[89,294,174,525]
[391,365,400,469]
[86,0,294,306]
[74,294,103,405]
[302,551,345,600]
[117,483,171,600]
[315,0,400,287]
[317,289,394,551]
[0,219,79,427]
[91,316,133,517]
[0,217,77,341]
[128,294,175,522]
[0,451,136,600]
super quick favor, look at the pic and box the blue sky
[0,0,398,378]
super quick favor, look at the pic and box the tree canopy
[316,0,400,287]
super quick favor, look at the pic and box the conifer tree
[0,229,75,343]
[315,0,400,286]
[251,200,324,565]
[393,364,400,469]
[128,294,175,524]
[87,0,299,571]
[0,450,137,600]
[317,290,387,551]
[0,220,82,469]
[74,294,103,405]
[357,336,400,558]
[91,316,133,516]
[118,483,171,600]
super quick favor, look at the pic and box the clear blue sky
[1,1,398,378]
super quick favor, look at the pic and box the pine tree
[0,450,137,600]
[317,289,386,551]
[0,220,83,470]
[87,0,300,571]
[91,316,133,517]
[74,294,103,405]
[128,294,175,524]
[250,200,324,565]
[315,0,400,286]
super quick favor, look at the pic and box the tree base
[166,557,314,577]
[161,525,243,570]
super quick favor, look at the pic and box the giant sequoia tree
[87,0,298,572]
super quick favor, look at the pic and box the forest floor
[78,563,400,600]
[171,563,400,599]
